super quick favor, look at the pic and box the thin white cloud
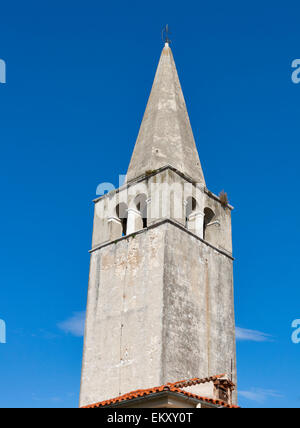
[239,388,283,403]
[58,311,85,337]
[236,327,273,342]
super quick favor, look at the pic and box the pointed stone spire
[126,43,205,185]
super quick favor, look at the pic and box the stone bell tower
[79,42,237,407]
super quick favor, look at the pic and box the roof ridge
[170,373,226,388]
[169,386,239,409]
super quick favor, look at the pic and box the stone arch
[126,191,149,235]
[185,196,198,228]
[184,196,204,238]
[116,202,128,236]
[203,207,215,241]
[134,193,148,229]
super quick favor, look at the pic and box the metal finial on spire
[162,24,171,44]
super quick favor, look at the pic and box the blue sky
[0,0,299,408]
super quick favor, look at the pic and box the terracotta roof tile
[82,375,239,409]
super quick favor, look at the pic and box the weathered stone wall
[80,221,236,407]
[162,223,236,386]
[80,226,166,407]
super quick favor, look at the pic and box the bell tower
[79,42,237,407]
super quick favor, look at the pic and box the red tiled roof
[82,375,239,409]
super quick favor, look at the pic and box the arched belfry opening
[185,196,197,228]
[203,207,215,240]
[116,202,128,236]
[135,193,148,229]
